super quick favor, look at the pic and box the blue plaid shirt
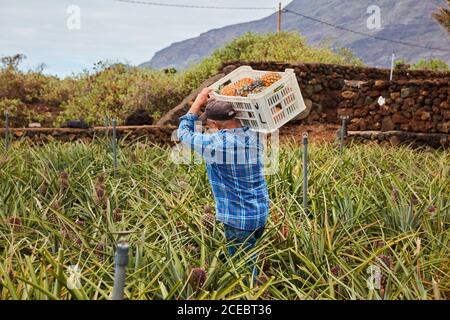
[177,113,269,231]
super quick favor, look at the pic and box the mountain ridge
[141,0,450,70]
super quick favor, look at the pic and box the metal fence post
[339,116,349,157]
[104,116,109,139]
[112,118,118,177]
[389,52,395,81]
[4,111,10,153]
[302,132,308,215]
[112,241,129,300]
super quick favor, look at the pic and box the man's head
[200,100,242,131]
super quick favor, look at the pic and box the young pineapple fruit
[112,208,123,222]
[94,175,107,205]
[8,216,23,232]
[188,268,207,290]
[59,171,69,192]
[202,211,215,232]
[61,227,82,248]
[378,254,393,292]
[94,242,105,261]
[48,201,62,225]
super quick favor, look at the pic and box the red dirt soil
[1,123,342,145]
[279,123,340,144]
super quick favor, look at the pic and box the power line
[112,2,450,53]
[284,9,450,53]
[114,0,276,10]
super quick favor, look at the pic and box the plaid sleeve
[177,112,215,157]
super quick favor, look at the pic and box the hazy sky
[0,0,290,77]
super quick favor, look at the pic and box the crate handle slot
[259,114,267,124]
[274,85,284,93]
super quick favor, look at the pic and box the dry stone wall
[2,61,449,145]
[339,79,450,133]
[0,126,176,145]
[219,61,449,128]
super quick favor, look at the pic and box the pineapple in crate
[261,72,282,87]
[220,84,238,96]
[210,66,305,133]
[237,79,266,97]
[219,77,254,96]
[219,72,282,97]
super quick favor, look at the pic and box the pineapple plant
[1,132,449,300]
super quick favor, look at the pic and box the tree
[0,53,26,70]
[432,0,450,34]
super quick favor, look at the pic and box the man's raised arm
[177,88,215,156]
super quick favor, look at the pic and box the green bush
[0,98,29,127]
[212,32,363,66]
[1,32,365,127]
[411,59,449,72]
[181,32,363,90]
[56,63,188,125]
[395,58,449,72]
[40,77,77,108]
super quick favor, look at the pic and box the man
[177,88,270,279]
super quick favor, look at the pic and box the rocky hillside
[141,0,450,69]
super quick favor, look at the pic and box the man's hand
[189,88,212,115]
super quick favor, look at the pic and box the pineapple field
[0,137,449,300]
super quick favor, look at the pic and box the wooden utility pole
[278,2,282,32]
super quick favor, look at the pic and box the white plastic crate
[209,66,306,133]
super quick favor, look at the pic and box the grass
[0,137,449,300]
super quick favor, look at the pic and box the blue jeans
[223,224,265,280]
